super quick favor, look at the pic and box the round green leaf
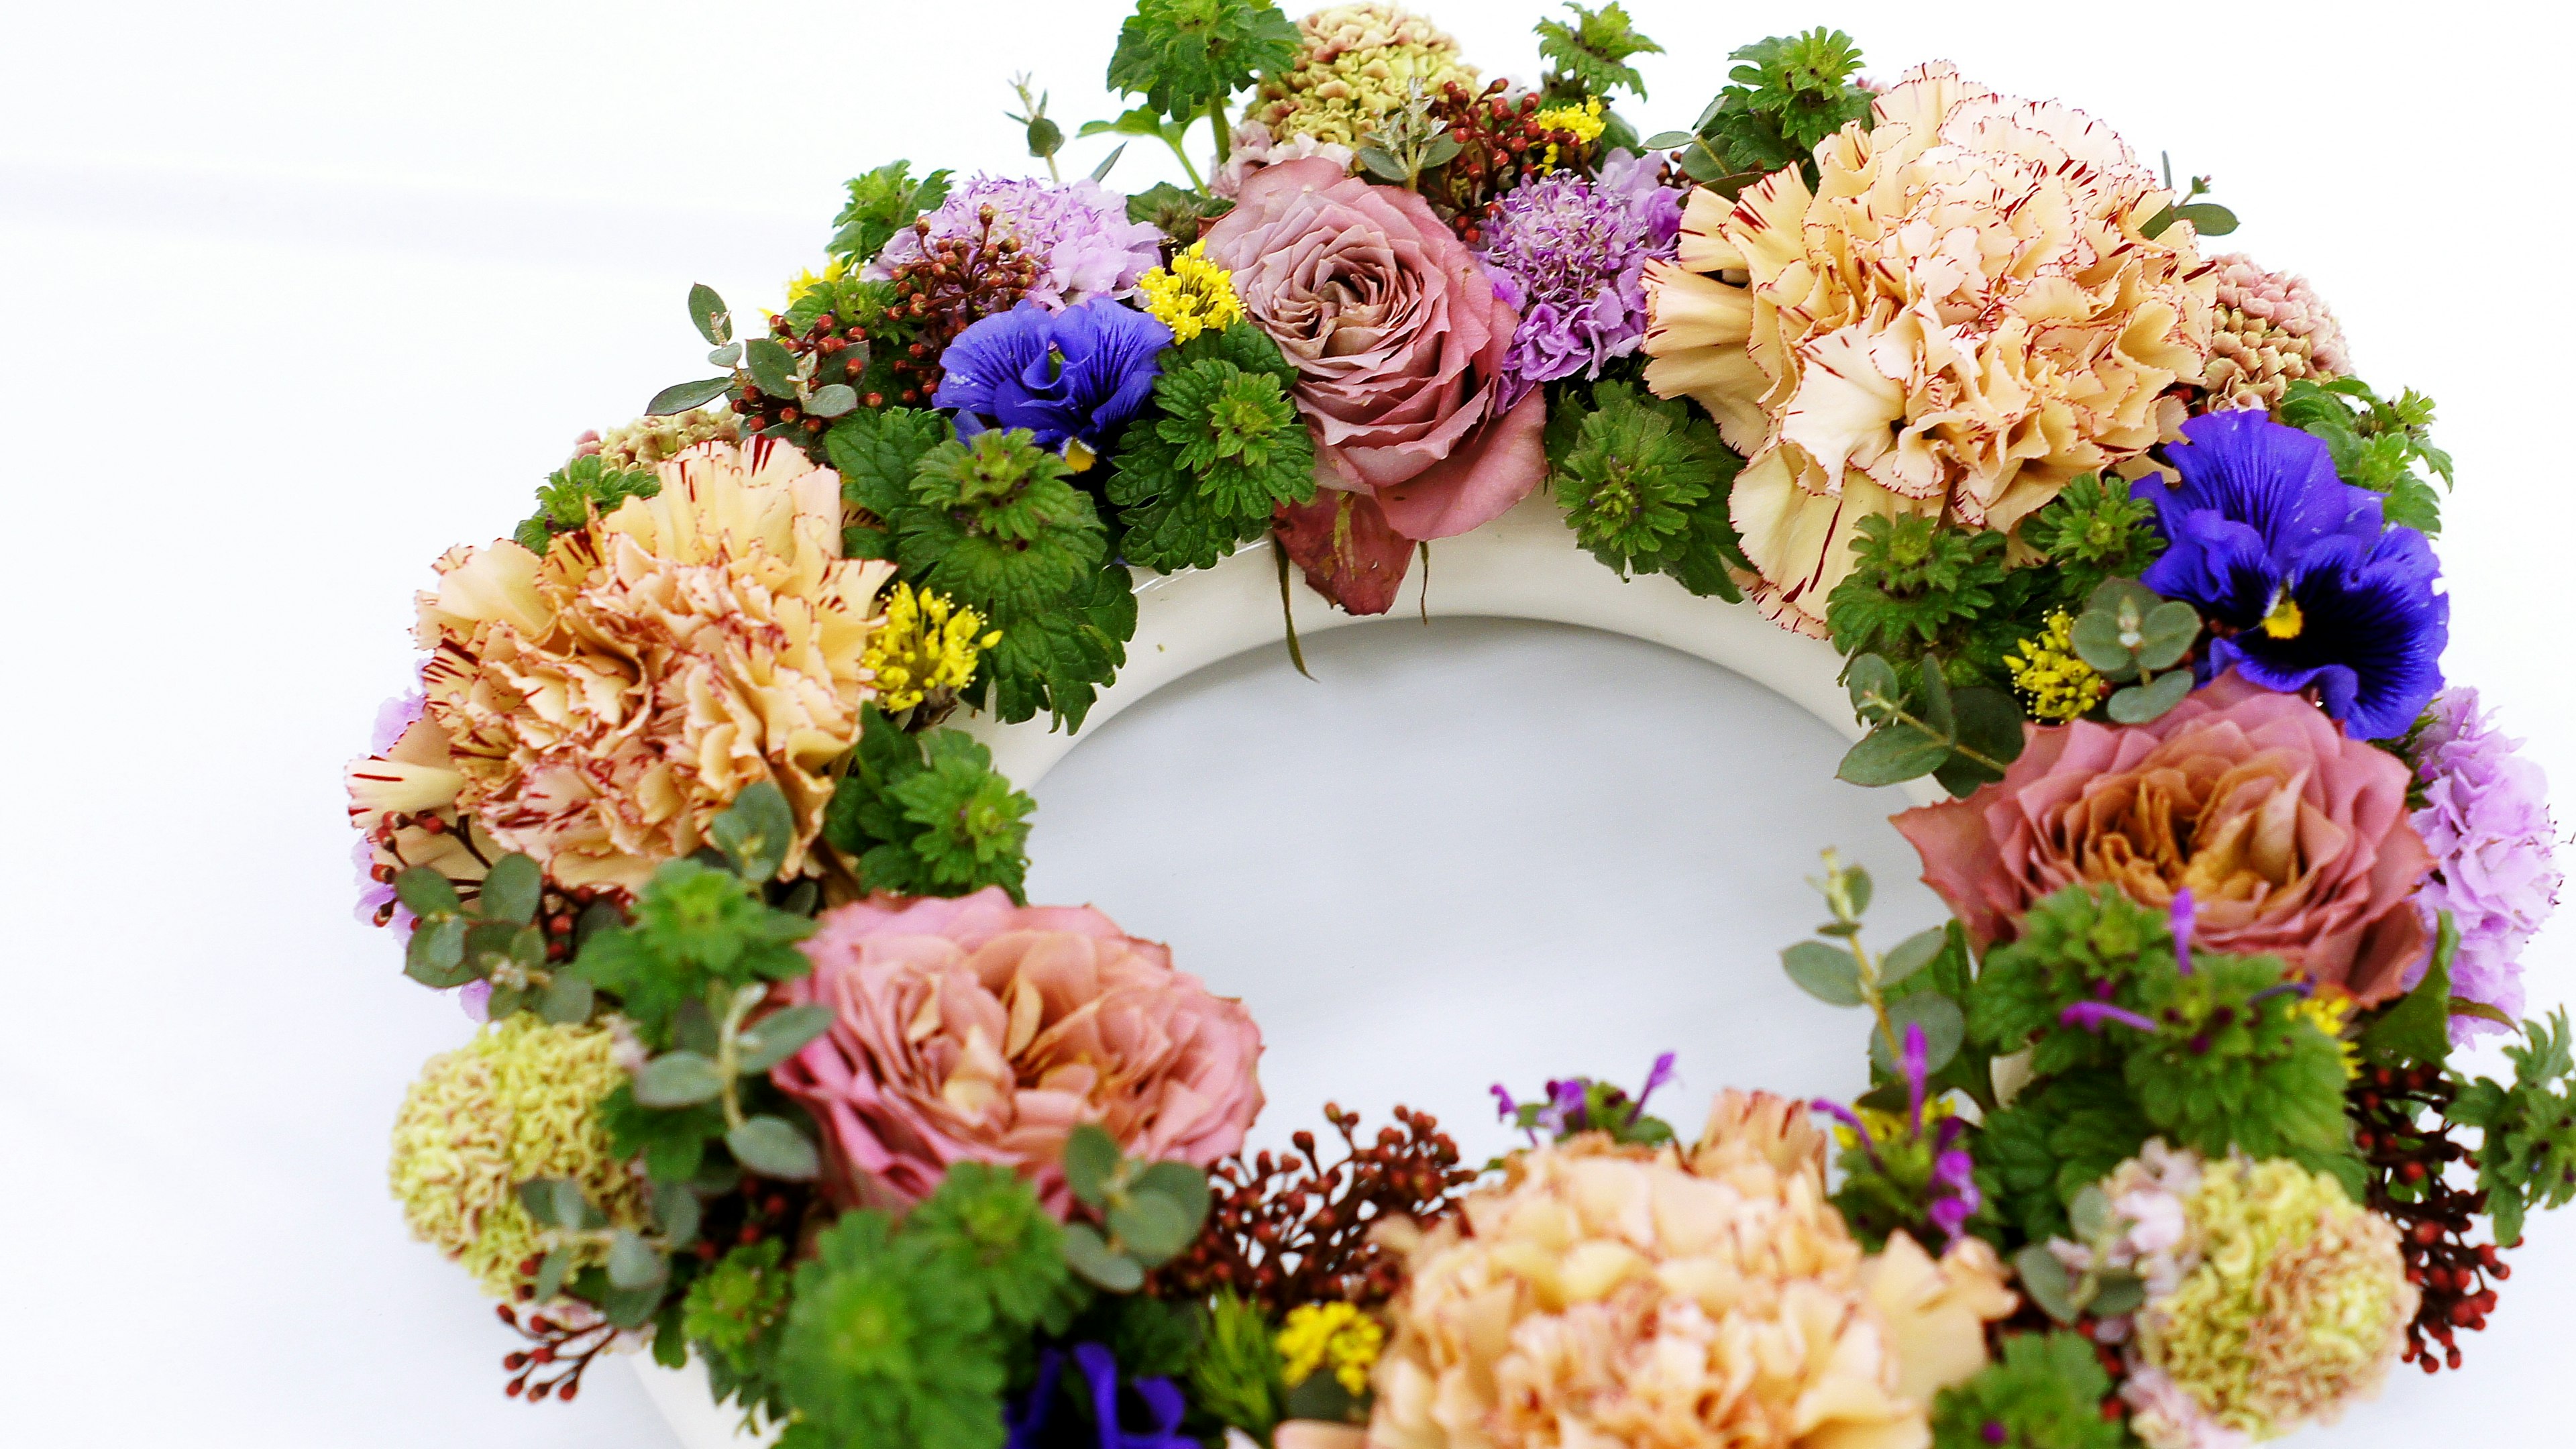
[1876,928,1947,987]
[726,1116,819,1180]
[1844,654,1901,722]
[2013,1244,2078,1324]
[1063,1222,1145,1292]
[547,1177,590,1230]
[1837,724,1949,786]
[1063,1124,1122,1209]
[743,339,800,400]
[633,1051,727,1108]
[735,1004,837,1073]
[1108,1192,1193,1263]
[807,384,859,420]
[687,282,732,345]
[539,971,595,1026]
[607,1229,668,1292]
[1781,941,1865,1007]
[534,1246,572,1302]
[1642,130,1696,149]
[403,916,474,988]
[2107,669,2194,724]
[394,867,462,919]
[477,852,542,924]
[647,377,731,416]
[710,782,795,882]
[653,1181,702,1246]
[1872,992,1967,1076]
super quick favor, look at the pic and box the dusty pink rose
[1199,156,1546,612]
[771,888,1264,1214]
[1893,672,2434,1004]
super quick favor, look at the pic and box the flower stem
[1208,95,1232,170]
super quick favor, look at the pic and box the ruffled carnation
[1253,3,1475,149]
[388,1016,649,1298]
[1894,671,2435,1004]
[414,439,892,892]
[2061,1144,2415,1447]
[2198,254,2353,414]
[1642,62,2215,635]
[2409,688,2563,1038]
[865,176,1164,311]
[1476,151,1683,407]
[1368,1091,2014,1449]
[770,888,1264,1216]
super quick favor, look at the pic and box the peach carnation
[1894,672,2435,1005]
[1367,1091,2013,1449]
[770,888,1264,1215]
[413,439,891,892]
[1642,62,2215,635]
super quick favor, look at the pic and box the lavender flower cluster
[1473,150,1681,405]
[2410,688,2564,1039]
[866,174,1165,311]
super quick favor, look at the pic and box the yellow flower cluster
[2007,611,2106,724]
[2292,992,2361,1081]
[2135,1155,2413,1442]
[1532,95,1606,167]
[388,1016,649,1298]
[784,256,851,306]
[1276,1301,1385,1395]
[860,581,1000,714]
[1138,241,1246,345]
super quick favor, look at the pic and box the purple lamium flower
[2409,688,2563,1040]
[934,299,1171,454]
[2132,410,2447,740]
[1475,150,1682,406]
[867,176,1164,310]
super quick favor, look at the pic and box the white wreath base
[633,490,1941,1446]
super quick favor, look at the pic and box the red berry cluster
[733,311,873,454]
[2350,1064,2510,1373]
[685,1176,813,1265]
[1154,1104,1477,1314]
[493,1300,616,1403]
[877,207,1040,404]
[362,814,625,964]
[1424,80,1593,245]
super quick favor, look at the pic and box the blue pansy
[933,298,1172,456]
[2131,409,2447,740]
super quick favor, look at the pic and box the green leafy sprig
[2010,1183,2149,1327]
[1059,1122,1214,1292]
[1837,652,2025,797]
[1928,1330,2129,1448]
[1106,0,1298,158]
[391,851,600,1022]
[515,455,662,553]
[2452,1010,2576,1246]
[822,708,1036,902]
[2066,578,2202,724]
[1109,324,1317,572]
[829,160,954,266]
[1825,515,2010,666]
[513,1174,708,1330]
[1535,2,1662,101]
[1776,850,1966,1081]
[1645,30,1872,195]
[2278,375,2455,535]
[1546,379,1747,600]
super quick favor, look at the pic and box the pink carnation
[771,888,1264,1214]
[1894,672,2434,1005]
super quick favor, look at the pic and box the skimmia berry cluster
[347,5,2563,1448]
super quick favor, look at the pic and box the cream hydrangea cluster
[1368,1091,2015,1449]
[1642,62,2216,635]
[2053,1142,2415,1448]
[2198,254,2354,413]
[578,405,743,472]
[1253,2,1476,148]
[414,439,892,892]
[388,1016,649,1298]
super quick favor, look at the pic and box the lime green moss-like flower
[1253,3,1476,148]
[1275,1300,1383,1395]
[388,1016,649,1297]
[1137,243,1244,346]
[586,405,742,472]
[2007,611,2106,724]
[860,582,1000,714]
[2129,1152,2414,1444]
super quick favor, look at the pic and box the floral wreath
[351,6,2570,1449]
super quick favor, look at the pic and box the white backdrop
[4,1,2570,1444]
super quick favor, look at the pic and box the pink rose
[1893,672,2434,1004]
[771,888,1264,1214]
[1199,157,1546,613]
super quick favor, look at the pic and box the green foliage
[1188,1293,1285,1442]
[392,852,550,995]
[2355,912,2457,1069]
[1065,1290,1203,1383]
[824,708,1036,902]
[1126,182,1236,246]
[2451,1010,2576,1245]
[1107,0,1299,121]
[515,454,662,553]
[1534,2,1663,100]
[2123,951,2355,1175]
[1970,885,2173,1078]
[1837,651,2025,796]
[602,1083,729,1183]
[1060,1123,1214,1292]
[569,857,814,1044]
[1826,516,2010,665]
[829,161,953,265]
[1977,1072,2153,1245]
[1929,1331,2127,1449]
[1547,380,1747,600]
[1109,325,1316,572]
[776,1212,1008,1449]
[2277,376,2453,535]
[2021,474,2165,597]
[2067,578,2201,724]
[827,405,955,555]
[905,1162,1079,1333]
[1650,30,1873,193]
[684,1239,794,1425]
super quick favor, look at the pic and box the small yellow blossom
[1136,242,1244,346]
[1833,1095,1957,1153]
[784,256,851,306]
[1533,95,1606,168]
[2294,992,2361,1081]
[1276,1301,1384,1395]
[859,582,1000,714]
[2008,611,2107,724]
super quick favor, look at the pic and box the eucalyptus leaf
[477,852,542,924]
[1872,992,1967,1076]
[707,341,743,368]
[1676,146,1722,183]
[687,283,732,345]
[1837,724,1950,786]
[1107,1192,1193,1263]
[808,384,859,419]
[1063,1123,1123,1209]
[608,1229,668,1292]
[1130,1162,1212,1236]
[1781,941,1866,1008]
[2107,669,2195,724]
[1841,865,1873,920]
[647,377,732,416]
[1642,129,1695,149]
[1878,928,1947,987]
[394,867,462,919]
[674,998,722,1057]
[540,970,594,1026]
[534,1247,572,1302]
[2069,1184,2116,1240]
[404,916,474,988]
[709,782,795,882]
[1420,134,1462,168]
[602,1279,664,1330]
[548,1177,590,1231]
[654,1182,702,1245]
[633,1051,727,1108]
[2014,1243,2078,1323]
[2136,601,2202,672]
[726,1116,819,1180]
[743,339,799,400]
[1356,147,1407,182]
[484,984,525,1019]
[1063,1222,1145,1292]
[1845,654,1902,723]
[2089,1272,2147,1318]
[735,1004,836,1073]
[2070,608,2137,677]
[516,1179,561,1221]
[2171,203,2238,237]
[1917,657,1955,739]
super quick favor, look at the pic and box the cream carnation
[1643,62,2215,635]
[414,439,892,892]
[1368,1091,2013,1449]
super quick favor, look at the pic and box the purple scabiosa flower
[933,299,1172,456]
[867,176,1164,310]
[2408,688,2563,1040]
[2132,410,2448,740]
[1474,149,1682,406]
